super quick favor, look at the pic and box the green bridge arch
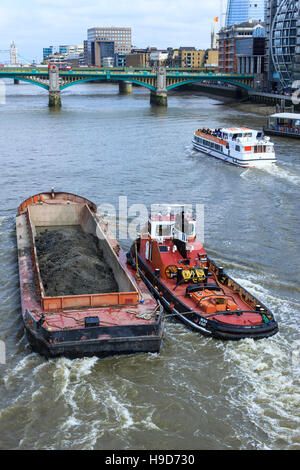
[2,74,49,90]
[166,77,253,92]
[60,76,157,91]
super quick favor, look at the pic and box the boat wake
[262,164,300,186]
[241,164,300,186]
[220,276,300,450]
[0,215,11,228]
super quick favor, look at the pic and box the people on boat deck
[199,127,223,138]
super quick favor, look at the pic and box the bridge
[0,65,255,107]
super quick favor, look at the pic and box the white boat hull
[192,140,276,168]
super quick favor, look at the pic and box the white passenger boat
[192,127,276,168]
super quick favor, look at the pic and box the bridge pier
[48,65,61,108]
[151,67,168,107]
[150,91,168,106]
[119,81,132,95]
[49,91,61,108]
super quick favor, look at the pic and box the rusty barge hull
[16,192,164,359]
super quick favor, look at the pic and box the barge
[127,205,278,341]
[16,191,164,359]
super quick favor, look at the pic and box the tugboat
[16,191,164,359]
[127,206,278,341]
[192,127,276,167]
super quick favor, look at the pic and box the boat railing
[25,210,46,302]
[174,228,188,243]
[42,291,139,312]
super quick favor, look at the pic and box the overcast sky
[0,0,224,62]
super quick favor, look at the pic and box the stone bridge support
[119,81,132,94]
[150,67,167,106]
[48,65,61,108]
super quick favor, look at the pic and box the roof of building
[220,20,266,33]
[179,47,196,51]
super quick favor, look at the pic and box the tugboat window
[156,225,172,237]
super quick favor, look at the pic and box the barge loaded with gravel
[16,191,164,358]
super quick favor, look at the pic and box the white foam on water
[224,337,300,449]
[240,163,300,187]
[220,274,300,449]
[0,216,11,227]
[61,415,82,430]
[260,164,300,186]
[53,356,98,407]
[107,392,134,429]
[233,275,299,325]
[140,411,161,431]
[80,420,105,450]
[3,353,38,386]
[82,380,162,444]
[240,168,255,181]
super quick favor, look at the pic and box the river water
[0,81,299,450]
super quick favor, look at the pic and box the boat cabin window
[159,246,169,253]
[155,224,172,237]
[175,214,195,236]
[232,133,242,140]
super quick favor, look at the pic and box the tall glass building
[226,0,266,26]
[270,0,300,89]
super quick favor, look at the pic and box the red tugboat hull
[16,192,164,359]
[127,208,278,341]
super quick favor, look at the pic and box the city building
[149,51,169,67]
[126,51,150,68]
[43,45,84,64]
[166,47,219,70]
[168,48,205,68]
[236,24,266,75]
[42,53,68,64]
[267,0,300,90]
[83,40,89,65]
[205,49,219,69]
[218,19,266,74]
[102,56,114,68]
[87,27,131,66]
[43,46,54,62]
[93,40,115,67]
[114,53,127,67]
[226,0,266,26]
[59,45,84,56]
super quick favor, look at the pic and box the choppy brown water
[0,81,299,450]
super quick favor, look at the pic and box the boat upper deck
[195,127,267,145]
